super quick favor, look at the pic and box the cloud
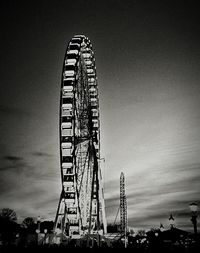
[0,150,60,221]
[0,155,25,172]
[3,155,23,161]
[32,151,53,157]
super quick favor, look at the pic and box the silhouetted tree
[0,208,17,222]
[0,208,18,246]
[137,229,146,237]
[129,228,135,235]
[21,217,36,233]
[40,220,54,233]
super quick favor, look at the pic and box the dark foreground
[1,244,200,253]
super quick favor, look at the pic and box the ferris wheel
[54,35,107,239]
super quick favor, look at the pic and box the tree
[40,220,54,233]
[0,208,17,222]
[137,230,146,237]
[22,217,35,230]
[129,228,135,235]
[0,208,18,246]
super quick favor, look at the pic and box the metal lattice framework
[120,172,127,235]
[54,35,107,240]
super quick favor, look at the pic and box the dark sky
[0,0,200,231]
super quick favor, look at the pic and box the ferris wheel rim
[58,35,102,233]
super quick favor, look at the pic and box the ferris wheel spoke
[77,145,90,193]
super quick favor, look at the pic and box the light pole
[37,216,41,231]
[36,229,40,245]
[189,203,198,239]
[169,214,175,229]
[36,216,41,245]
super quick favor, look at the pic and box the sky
[0,0,200,232]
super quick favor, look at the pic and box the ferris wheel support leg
[95,158,100,231]
[53,191,63,232]
[53,190,68,242]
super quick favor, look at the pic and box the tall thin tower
[120,172,127,247]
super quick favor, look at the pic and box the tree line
[0,208,53,246]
